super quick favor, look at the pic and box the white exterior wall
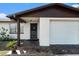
[39,18,50,46]
[0,23,30,40]
[9,23,30,39]
[9,23,31,40]
[39,18,79,46]
[20,17,39,39]
[21,23,30,39]
[1,18,79,46]
[0,20,39,40]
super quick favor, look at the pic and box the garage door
[50,21,79,44]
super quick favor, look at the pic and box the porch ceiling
[20,17,39,22]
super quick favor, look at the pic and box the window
[10,24,16,34]
[10,23,24,34]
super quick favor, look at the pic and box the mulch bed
[1,41,79,56]
[16,46,53,56]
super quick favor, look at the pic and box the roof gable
[7,3,79,18]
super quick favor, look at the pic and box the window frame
[9,23,24,34]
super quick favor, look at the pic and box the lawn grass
[0,50,9,56]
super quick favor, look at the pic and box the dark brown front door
[30,23,37,39]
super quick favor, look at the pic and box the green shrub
[6,40,17,49]
[0,27,9,41]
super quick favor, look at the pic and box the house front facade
[6,3,79,46]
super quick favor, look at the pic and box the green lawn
[0,50,9,56]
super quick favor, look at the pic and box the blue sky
[0,3,46,15]
[0,3,78,15]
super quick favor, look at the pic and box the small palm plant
[6,40,17,49]
[6,40,17,54]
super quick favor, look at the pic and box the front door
[30,23,37,39]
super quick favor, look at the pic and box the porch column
[39,18,50,46]
[17,19,20,46]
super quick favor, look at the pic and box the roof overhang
[7,14,26,23]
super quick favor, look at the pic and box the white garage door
[50,21,79,44]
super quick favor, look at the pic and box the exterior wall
[39,18,50,46]
[0,22,30,40]
[21,23,30,39]
[0,18,39,40]
[10,23,30,40]
[21,21,39,40]
[1,18,79,46]
[39,18,79,46]
[20,17,39,39]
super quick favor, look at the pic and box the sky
[0,3,78,18]
[0,3,46,15]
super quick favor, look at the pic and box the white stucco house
[2,3,79,46]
